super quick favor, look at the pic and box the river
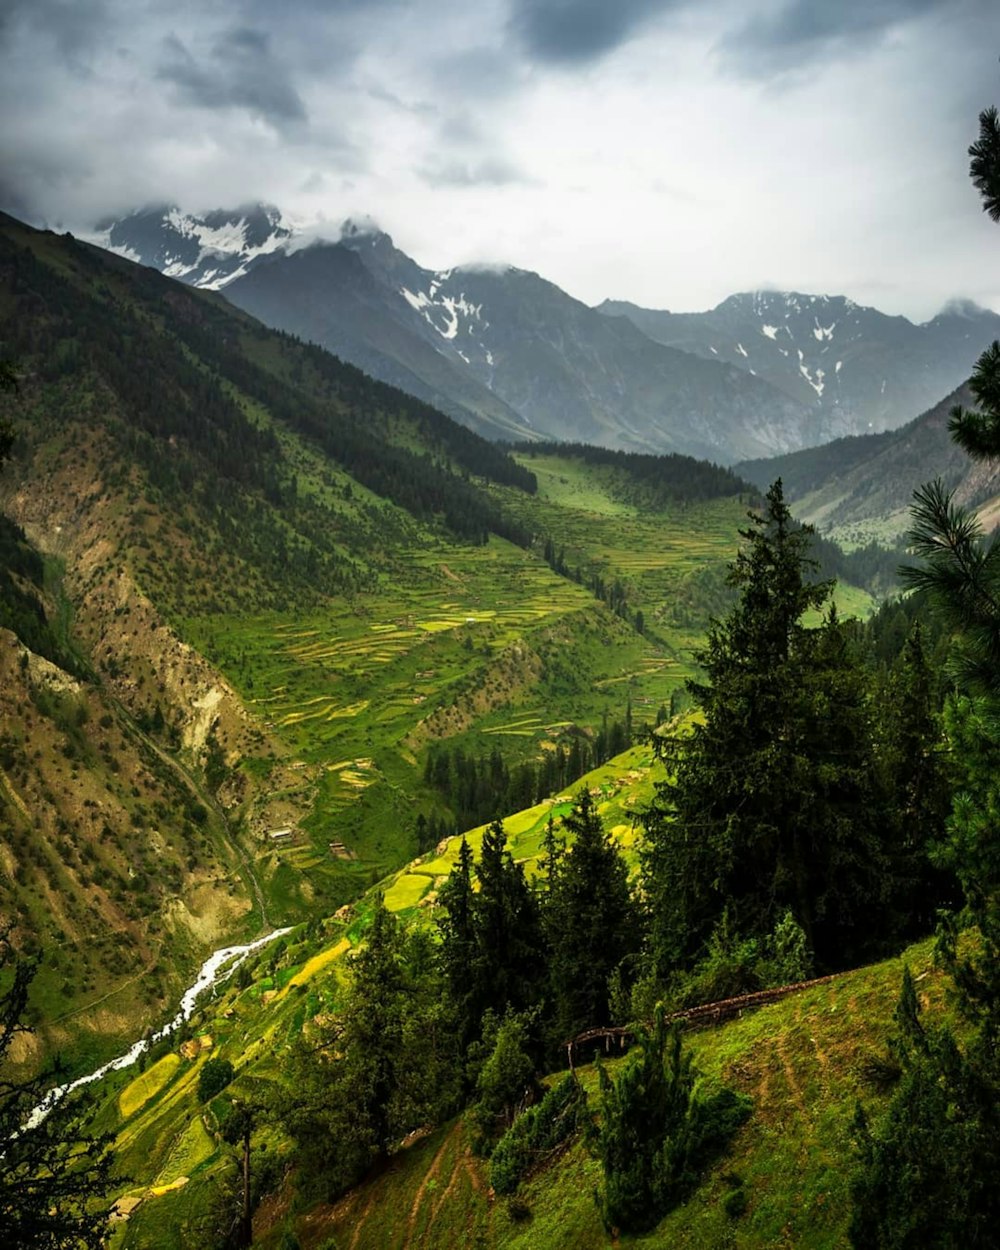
[25,926,293,1130]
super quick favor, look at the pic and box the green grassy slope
[295,938,941,1250]
[77,736,936,1250]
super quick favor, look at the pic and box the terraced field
[183,537,588,756]
[178,526,693,915]
[172,456,870,923]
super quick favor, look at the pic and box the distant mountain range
[598,291,1000,443]
[94,202,293,288]
[95,204,1000,463]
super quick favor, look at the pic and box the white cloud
[1,0,999,319]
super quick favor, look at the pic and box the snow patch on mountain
[398,276,489,352]
[93,203,296,290]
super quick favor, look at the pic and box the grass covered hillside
[291,941,944,1250]
[78,737,947,1250]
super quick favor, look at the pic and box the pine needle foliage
[589,1006,750,1234]
[900,480,1000,699]
[969,103,1000,224]
[948,101,1000,455]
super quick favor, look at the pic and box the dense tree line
[641,480,952,992]
[807,527,907,598]
[290,335,538,494]
[514,440,753,506]
[165,311,535,547]
[540,536,646,630]
[421,706,634,834]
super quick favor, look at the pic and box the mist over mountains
[97,203,1000,465]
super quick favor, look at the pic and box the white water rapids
[25,927,293,1130]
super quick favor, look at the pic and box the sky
[2,0,1000,320]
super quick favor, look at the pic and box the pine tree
[470,1010,539,1151]
[282,898,456,1199]
[471,821,544,1020]
[543,790,637,1043]
[875,625,954,935]
[642,481,885,976]
[849,968,1000,1248]
[590,1006,750,1234]
[437,837,478,1056]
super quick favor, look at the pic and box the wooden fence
[563,968,849,1069]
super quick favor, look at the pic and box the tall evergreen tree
[543,790,637,1043]
[283,898,456,1199]
[437,837,478,1056]
[875,625,954,935]
[472,821,545,1020]
[642,481,885,976]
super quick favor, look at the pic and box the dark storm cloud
[0,0,107,59]
[507,0,682,65]
[717,0,962,78]
[157,26,307,129]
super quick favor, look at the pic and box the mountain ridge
[598,289,1000,443]
[98,201,1000,463]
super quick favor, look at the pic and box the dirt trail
[348,1189,379,1250]
[777,1029,809,1127]
[430,1157,464,1227]
[405,1130,455,1249]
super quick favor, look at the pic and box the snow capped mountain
[597,290,1000,441]
[238,232,812,460]
[93,203,295,289]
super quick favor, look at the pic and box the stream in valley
[26,926,293,1129]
